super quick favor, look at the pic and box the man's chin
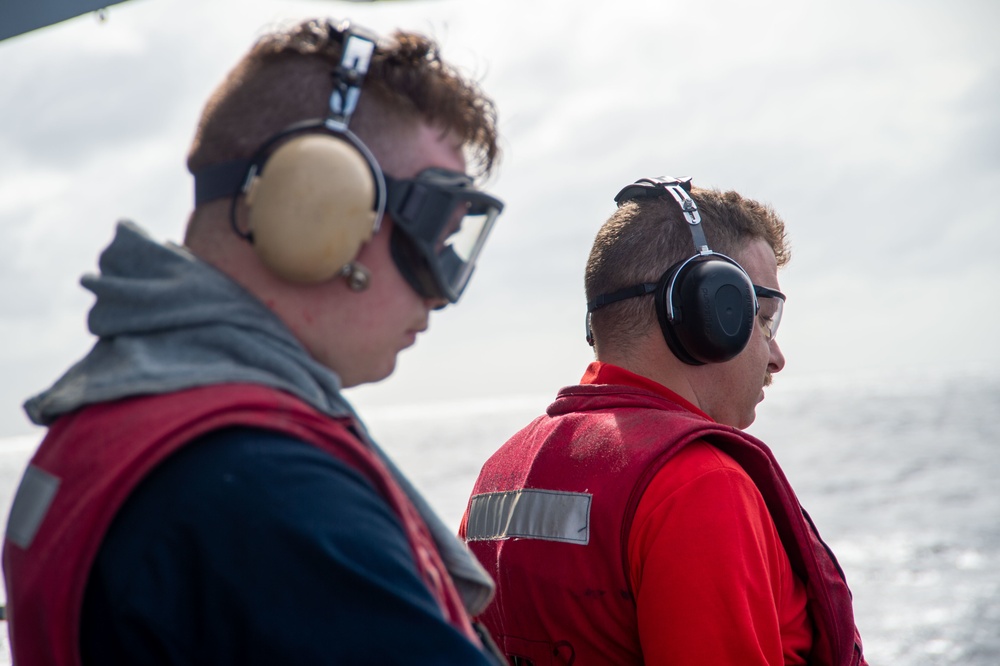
[337,357,398,389]
[370,359,398,385]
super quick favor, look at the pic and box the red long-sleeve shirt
[584,362,813,664]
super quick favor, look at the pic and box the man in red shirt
[461,178,867,665]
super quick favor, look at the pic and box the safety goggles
[753,285,785,341]
[386,168,504,304]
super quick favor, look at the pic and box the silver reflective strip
[466,489,592,545]
[6,465,60,549]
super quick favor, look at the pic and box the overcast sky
[0,0,998,438]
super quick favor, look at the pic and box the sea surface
[0,368,997,664]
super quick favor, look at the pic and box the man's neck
[596,333,702,412]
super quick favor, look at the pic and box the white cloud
[1,0,998,435]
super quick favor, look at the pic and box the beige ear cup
[245,134,378,283]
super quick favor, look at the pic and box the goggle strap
[194,159,251,206]
[588,282,658,313]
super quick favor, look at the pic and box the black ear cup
[655,255,756,365]
[245,132,381,284]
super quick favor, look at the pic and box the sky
[0,0,998,438]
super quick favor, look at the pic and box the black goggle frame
[386,168,504,304]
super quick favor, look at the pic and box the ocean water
[746,371,1000,664]
[1,369,997,664]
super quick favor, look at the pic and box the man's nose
[426,296,449,311]
[768,339,786,373]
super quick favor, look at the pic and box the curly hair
[585,187,790,354]
[187,18,499,179]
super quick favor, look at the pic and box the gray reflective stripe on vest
[5,465,60,549]
[466,489,592,545]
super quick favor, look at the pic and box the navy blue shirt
[80,427,493,665]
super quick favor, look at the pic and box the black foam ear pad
[246,133,380,283]
[655,255,756,365]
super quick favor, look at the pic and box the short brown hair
[585,187,790,353]
[187,18,499,178]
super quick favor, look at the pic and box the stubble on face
[738,240,784,424]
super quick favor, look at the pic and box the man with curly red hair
[5,18,504,665]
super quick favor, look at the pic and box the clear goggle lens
[753,285,785,341]
[434,199,499,293]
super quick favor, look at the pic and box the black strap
[193,160,252,206]
[587,282,657,312]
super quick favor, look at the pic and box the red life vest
[462,383,866,666]
[3,383,479,666]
